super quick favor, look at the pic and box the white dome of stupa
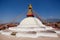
[18,17,44,27]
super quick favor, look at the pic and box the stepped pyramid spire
[27,4,34,17]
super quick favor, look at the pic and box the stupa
[0,4,59,38]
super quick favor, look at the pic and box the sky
[0,0,60,23]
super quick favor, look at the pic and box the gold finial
[29,4,32,9]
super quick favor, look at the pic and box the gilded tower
[27,4,34,17]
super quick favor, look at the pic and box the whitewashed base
[55,31,60,34]
[16,33,37,38]
[37,32,58,37]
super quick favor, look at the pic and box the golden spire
[27,4,34,17]
[29,4,32,9]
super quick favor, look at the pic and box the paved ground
[0,34,60,40]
